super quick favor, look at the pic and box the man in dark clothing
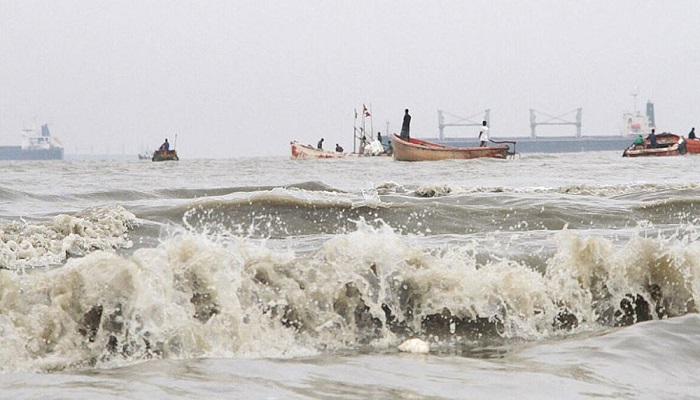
[377,132,382,143]
[317,138,324,149]
[689,127,696,139]
[335,143,343,152]
[648,129,657,148]
[400,109,411,140]
[160,138,169,151]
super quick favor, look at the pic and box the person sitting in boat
[689,127,696,140]
[159,138,170,152]
[647,129,657,148]
[317,138,324,149]
[478,120,490,147]
[335,143,344,152]
[633,134,644,148]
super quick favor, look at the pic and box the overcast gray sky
[1,1,698,158]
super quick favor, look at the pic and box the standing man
[478,121,489,147]
[689,127,696,140]
[647,129,657,148]
[400,109,411,140]
[317,138,324,149]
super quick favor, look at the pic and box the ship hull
[0,146,64,160]
[422,136,633,153]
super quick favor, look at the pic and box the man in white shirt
[478,120,489,147]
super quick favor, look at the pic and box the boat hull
[391,134,510,162]
[424,136,632,154]
[622,145,680,157]
[685,138,700,154]
[152,150,179,161]
[290,141,388,159]
[0,146,64,160]
[291,141,348,159]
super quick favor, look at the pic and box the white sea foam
[398,338,430,353]
[0,206,135,270]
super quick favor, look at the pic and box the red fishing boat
[684,137,700,154]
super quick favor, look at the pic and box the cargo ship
[423,100,655,154]
[0,124,64,160]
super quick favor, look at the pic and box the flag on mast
[363,104,371,117]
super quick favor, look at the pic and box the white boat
[290,141,350,159]
[290,140,387,159]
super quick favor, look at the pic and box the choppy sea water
[1,151,699,399]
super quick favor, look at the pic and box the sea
[0,151,699,399]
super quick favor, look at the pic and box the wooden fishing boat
[152,149,179,161]
[622,132,683,157]
[684,137,700,154]
[391,134,511,162]
[290,140,388,159]
[290,141,350,159]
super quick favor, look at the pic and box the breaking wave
[0,220,698,372]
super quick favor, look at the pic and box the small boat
[152,149,179,161]
[290,140,387,159]
[391,134,512,162]
[684,137,700,154]
[290,141,350,159]
[622,132,683,157]
[290,104,391,160]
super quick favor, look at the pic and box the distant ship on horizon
[0,124,64,160]
[423,99,656,154]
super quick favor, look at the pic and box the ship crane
[437,109,490,140]
[529,108,582,138]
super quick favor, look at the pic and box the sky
[1,1,699,158]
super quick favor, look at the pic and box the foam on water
[0,206,135,270]
[0,219,698,372]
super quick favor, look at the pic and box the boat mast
[353,108,358,153]
[368,103,373,138]
[630,86,639,113]
[352,104,375,153]
[361,107,366,151]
